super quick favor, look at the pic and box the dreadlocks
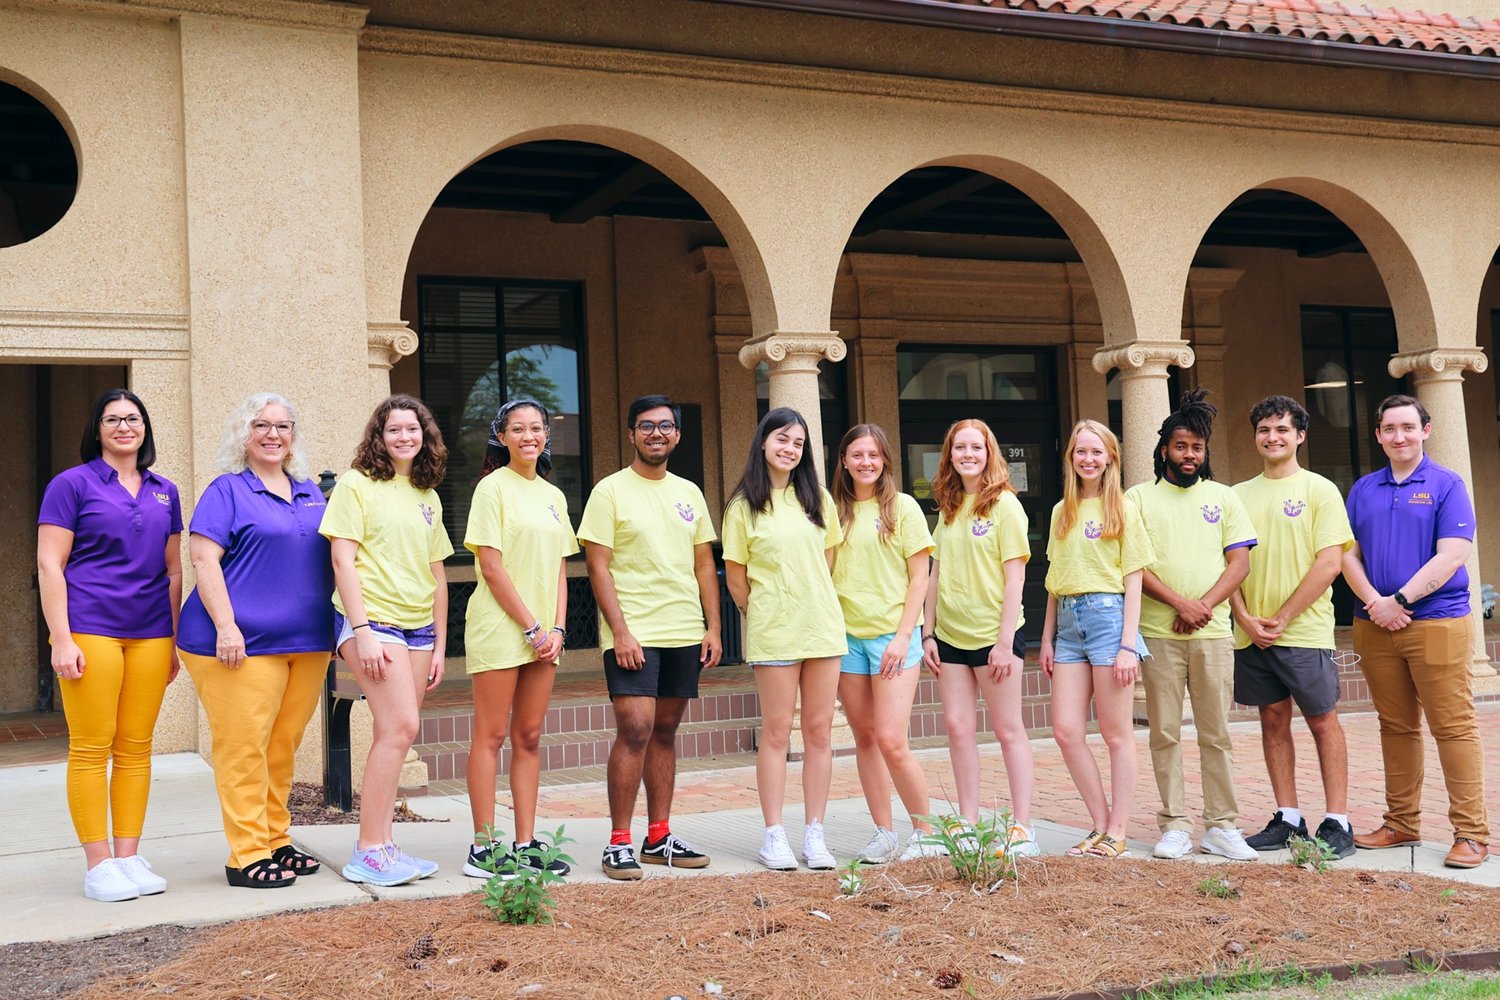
[1152,386,1218,483]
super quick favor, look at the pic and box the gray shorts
[1233,645,1339,717]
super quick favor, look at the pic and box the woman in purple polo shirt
[178,393,335,888]
[37,388,183,903]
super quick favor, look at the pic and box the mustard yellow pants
[57,634,174,843]
[181,650,329,868]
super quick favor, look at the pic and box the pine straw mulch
[69,856,1500,1000]
[284,783,444,826]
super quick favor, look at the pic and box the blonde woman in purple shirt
[178,393,335,888]
[37,389,183,903]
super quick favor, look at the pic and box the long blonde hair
[1055,419,1126,541]
[931,418,1012,525]
[833,424,899,545]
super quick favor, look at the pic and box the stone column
[739,331,847,480]
[1092,340,1196,488]
[1388,348,1498,683]
[368,320,418,403]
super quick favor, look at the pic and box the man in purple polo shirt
[1342,394,1489,869]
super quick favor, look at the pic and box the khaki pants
[1352,616,1489,842]
[1142,636,1238,832]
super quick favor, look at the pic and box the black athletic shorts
[933,633,1027,668]
[604,644,703,699]
[1233,645,1339,717]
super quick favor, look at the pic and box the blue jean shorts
[1052,593,1150,667]
[334,610,437,652]
[841,632,923,675]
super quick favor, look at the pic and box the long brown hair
[1054,419,1125,541]
[352,394,448,491]
[931,418,1012,524]
[833,424,899,545]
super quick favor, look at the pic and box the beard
[1166,461,1202,488]
[635,444,671,467]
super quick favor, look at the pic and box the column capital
[1387,348,1489,383]
[1091,339,1195,377]
[739,330,847,370]
[368,320,418,371]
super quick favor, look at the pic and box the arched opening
[0,79,78,248]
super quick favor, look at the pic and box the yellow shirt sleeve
[898,494,934,559]
[1120,502,1155,576]
[463,474,504,555]
[426,491,455,563]
[997,492,1030,564]
[1311,476,1355,552]
[318,470,367,542]
[576,478,617,549]
[822,489,842,551]
[722,498,749,564]
[691,485,718,546]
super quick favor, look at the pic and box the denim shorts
[334,610,437,652]
[1052,593,1150,667]
[840,633,924,675]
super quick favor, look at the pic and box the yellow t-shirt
[463,467,580,671]
[577,467,717,650]
[1233,470,1353,650]
[831,493,933,639]
[931,492,1030,649]
[1127,479,1257,640]
[1044,497,1154,597]
[722,486,846,663]
[319,470,455,629]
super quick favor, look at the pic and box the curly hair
[1152,386,1218,483]
[213,392,310,480]
[1055,419,1126,541]
[352,394,448,491]
[930,418,1012,525]
[832,423,900,545]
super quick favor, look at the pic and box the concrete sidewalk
[3,710,1495,945]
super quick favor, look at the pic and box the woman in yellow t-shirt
[1040,420,1153,860]
[322,394,455,887]
[462,399,579,881]
[920,418,1038,857]
[723,407,846,872]
[830,424,940,865]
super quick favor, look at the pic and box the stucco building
[4,0,1499,782]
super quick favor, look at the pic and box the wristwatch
[1393,591,1412,610]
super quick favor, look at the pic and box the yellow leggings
[57,634,174,843]
[181,651,328,868]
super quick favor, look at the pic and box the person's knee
[375,713,420,749]
[1258,700,1294,732]
[511,719,544,754]
[874,727,910,760]
[473,718,511,754]
[759,720,792,752]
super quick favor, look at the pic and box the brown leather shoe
[1444,838,1489,869]
[1354,824,1421,850]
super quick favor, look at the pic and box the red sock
[648,820,670,843]
[610,829,631,846]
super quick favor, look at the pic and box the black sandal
[272,844,321,875]
[225,858,297,888]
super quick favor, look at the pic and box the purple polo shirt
[38,458,183,639]
[178,470,335,657]
[1346,454,1474,620]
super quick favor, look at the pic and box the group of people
[38,382,1488,902]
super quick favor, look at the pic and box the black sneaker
[1315,818,1356,860]
[602,842,644,880]
[640,832,711,869]
[514,839,571,877]
[462,842,519,880]
[1245,811,1308,851]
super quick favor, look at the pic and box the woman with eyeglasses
[177,393,335,888]
[461,399,578,880]
[38,389,183,902]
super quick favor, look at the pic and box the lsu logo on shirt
[1083,520,1103,540]
[1200,505,1222,524]
[151,491,172,507]
[418,502,435,525]
[674,501,696,523]
[1282,499,1306,518]
[971,518,993,537]
[1408,492,1434,506]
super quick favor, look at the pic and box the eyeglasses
[632,420,678,435]
[101,415,143,429]
[251,421,295,436]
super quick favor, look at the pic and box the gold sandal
[1067,830,1104,856]
[1086,834,1130,859]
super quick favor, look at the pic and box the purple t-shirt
[1346,454,1475,620]
[178,470,335,657]
[38,458,183,639]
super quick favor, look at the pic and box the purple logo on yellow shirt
[874,517,885,532]
[152,491,171,506]
[1201,504,1222,524]
[1283,499,1306,518]
[675,502,696,523]
[548,503,561,524]
[971,518,992,537]
[418,503,435,525]
[1084,520,1103,540]
[1408,492,1434,505]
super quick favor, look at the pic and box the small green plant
[1194,876,1240,900]
[916,810,1018,891]
[1287,834,1340,872]
[474,824,575,926]
[837,856,864,896]
[1409,952,1445,977]
[1133,962,1307,999]
[1439,888,1458,902]
[1310,971,1335,993]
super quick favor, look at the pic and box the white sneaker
[801,821,837,870]
[83,858,140,902]
[856,827,900,864]
[1004,824,1041,858]
[898,830,950,861]
[1153,829,1194,860]
[114,854,167,895]
[1201,826,1258,862]
[758,826,797,871]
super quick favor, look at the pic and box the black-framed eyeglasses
[632,420,678,435]
[101,414,144,429]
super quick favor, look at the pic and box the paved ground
[1,706,1495,945]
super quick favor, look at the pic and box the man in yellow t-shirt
[1126,389,1256,863]
[578,395,721,881]
[1230,396,1355,861]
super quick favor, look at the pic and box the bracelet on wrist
[921,632,935,642]
[352,623,371,631]
[550,625,566,638]
[523,622,544,641]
